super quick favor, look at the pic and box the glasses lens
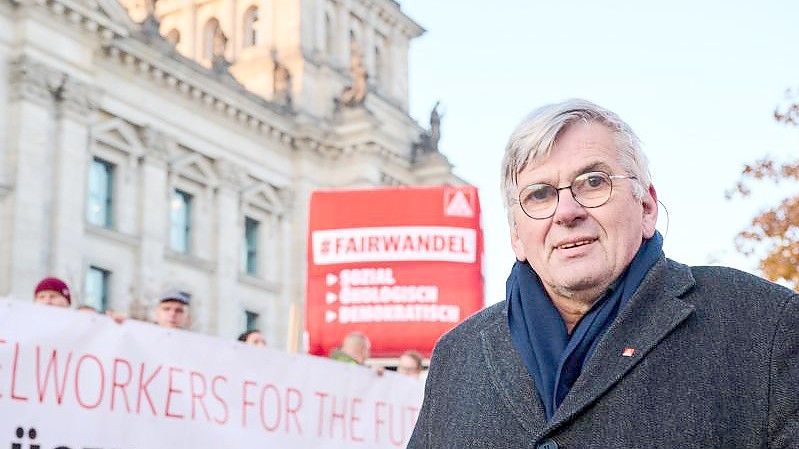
[520,184,557,218]
[572,171,612,207]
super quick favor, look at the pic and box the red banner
[306,186,484,358]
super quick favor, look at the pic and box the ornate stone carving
[140,14,164,42]
[143,0,158,17]
[9,56,96,117]
[57,76,97,117]
[139,0,163,42]
[272,50,292,107]
[413,101,444,163]
[336,38,368,108]
[215,158,247,189]
[8,55,65,105]
[213,26,227,58]
[210,26,231,74]
[380,172,403,186]
[142,126,171,162]
[429,101,441,151]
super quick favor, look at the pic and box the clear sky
[400,0,799,304]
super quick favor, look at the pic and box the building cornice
[11,0,304,155]
[9,0,132,41]
[15,0,421,169]
[101,36,301,149]
[352,0,425,38]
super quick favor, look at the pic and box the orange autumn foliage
[728,91,799,290]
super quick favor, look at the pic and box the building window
[170,189,192,253]
[84,266,110,312]
[242,217,259,275]
[243,7,259,48]
[245,310,259,331]
[87,157,114,228]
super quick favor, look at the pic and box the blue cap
[159,289,191,305]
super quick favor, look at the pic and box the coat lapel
[480,307,549,440]
[545,257,697,433]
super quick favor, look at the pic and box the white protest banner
[0,299,423,449]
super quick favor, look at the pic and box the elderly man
[408,99,798,448]
[153,290,191,329]
[330,331,371,365]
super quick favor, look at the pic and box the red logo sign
[306,186,484,358]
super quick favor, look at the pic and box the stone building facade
[0,0,461,350]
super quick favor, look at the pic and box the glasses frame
[517,171,637,220]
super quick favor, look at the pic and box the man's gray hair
[501,99,652,224]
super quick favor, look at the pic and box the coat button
[537,439,559,449]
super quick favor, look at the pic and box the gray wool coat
[407,258,799,449]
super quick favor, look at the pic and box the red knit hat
[34,277,71,304]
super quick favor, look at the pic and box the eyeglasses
[517,171,637,219]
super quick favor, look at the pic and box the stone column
[190,0,200,61]
[287,174,313,352]
[335,0,350,68]
[4,57,62,299]
[312,0,325,53]
[265,211,280,284]
[388,27,403,102]
[213,158,245,337]
[278,189,296,351]
[395,31,410,110]
[227,0,237,61]
[133,127,171,318]
[363,8,376,84]
[49,76,96,287]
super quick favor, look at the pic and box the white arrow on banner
[325,310,338,323]
[326,273,338,286]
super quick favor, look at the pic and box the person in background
[153,289,191,329]
[34,276,128,324]
[33,276,71,307]
[330,331,371,365]
[238,329,266,347]
[397,350,424,378]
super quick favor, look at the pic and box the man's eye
[582,173,609,189]
[525,185,554,202]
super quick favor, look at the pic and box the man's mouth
[556,238,597,250]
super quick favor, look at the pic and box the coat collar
[480,310,548,436]
[480,256,696,442]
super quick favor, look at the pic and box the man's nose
[553,188,586,225]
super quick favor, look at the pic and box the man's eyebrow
[521,161,615,188]
[574,161,613,176]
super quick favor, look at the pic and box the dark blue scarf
[507,231,663,420]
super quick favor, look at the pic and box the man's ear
[642,184,658,239]
[510,221,528,262]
